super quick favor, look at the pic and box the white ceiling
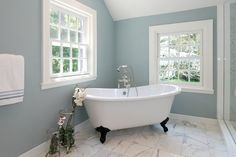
[104,0,225,21]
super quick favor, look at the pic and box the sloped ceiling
[104,0,225,21]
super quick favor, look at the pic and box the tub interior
[86,84,180,98]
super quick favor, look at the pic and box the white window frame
[42,0,97,90]
[149,20,213,94]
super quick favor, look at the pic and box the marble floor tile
[40,118,230,157]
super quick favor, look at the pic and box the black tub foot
[160,117,169,132]
[96,126,110,144]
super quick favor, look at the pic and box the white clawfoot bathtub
[84,84,181,143]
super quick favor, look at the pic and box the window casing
[42,0,97,89]
[149,20,213,94]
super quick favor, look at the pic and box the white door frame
[221,0,236,120]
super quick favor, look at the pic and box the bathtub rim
[85,84,181,102]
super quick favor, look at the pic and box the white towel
[0,54,24,106]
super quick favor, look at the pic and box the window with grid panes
[42,0,97,89]
[50,6,88,77]
[149,20,213,94]
[159,32,202,85]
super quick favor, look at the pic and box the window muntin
[159,32,202,86]
[50,6,89,77]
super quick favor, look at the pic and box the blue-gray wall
[0,0,115,156]
[115,7,217,118]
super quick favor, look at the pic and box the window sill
[41,75,96,90]
[160,83,214,94]
[181,87,214,94]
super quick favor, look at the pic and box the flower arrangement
[73,88,87,107]
[46,87,87,157]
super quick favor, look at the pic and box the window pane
[179,60,189,70]
[160,60,168,71]
[190,71,200,83]
[78,32,84,43]
[169,45,179,57]
[63,47,70,57]
[179,71,189,82]
[79,59,87,73]
[169,71,178,81]
[160,36,168,46]
[63,59,70,73]
[61,13,69,27]
[190,45,200,56]
[50,26,59,39]
[169,35,178,46]
[61,28,68,42]
[69,16,78,29]
[70,30,77,43]
[52,59,61,74]
[190,59,200,71]
[72,48,79,58]
[169,60,178,71]
[72,59,78,72]
[160,47,168,58]
[178,34,189,45]
[160,71,169,81]
[78,18,83,31]
[50,9,59,24]
[80,47,87,58]
[189,33,201,44]
[52,45,60,57]
[179,45,189,57]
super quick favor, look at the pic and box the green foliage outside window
[63,60,70,73]
[160,32,201,84]
[50,8,88,76]
[52,45,60,57]
[52,59,60,74]
[50,9,59,24]
[63,47,70,57]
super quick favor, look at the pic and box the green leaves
[52,59,60,74]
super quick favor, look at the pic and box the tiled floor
[41,118,230,157]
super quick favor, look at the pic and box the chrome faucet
[117,65,138,96]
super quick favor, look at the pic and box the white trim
[169,113,218,125]
[41,75,96,90]
[223,1,233,121]
[42,0,97,90]
[219,120,236,157]
[19,120,89,157]
[149,20,214,94]
[181,87,214,94]
[104,0,226,21]
[217,4,225,120]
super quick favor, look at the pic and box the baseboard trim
[19,120,89,157]
[169,113,218,124]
